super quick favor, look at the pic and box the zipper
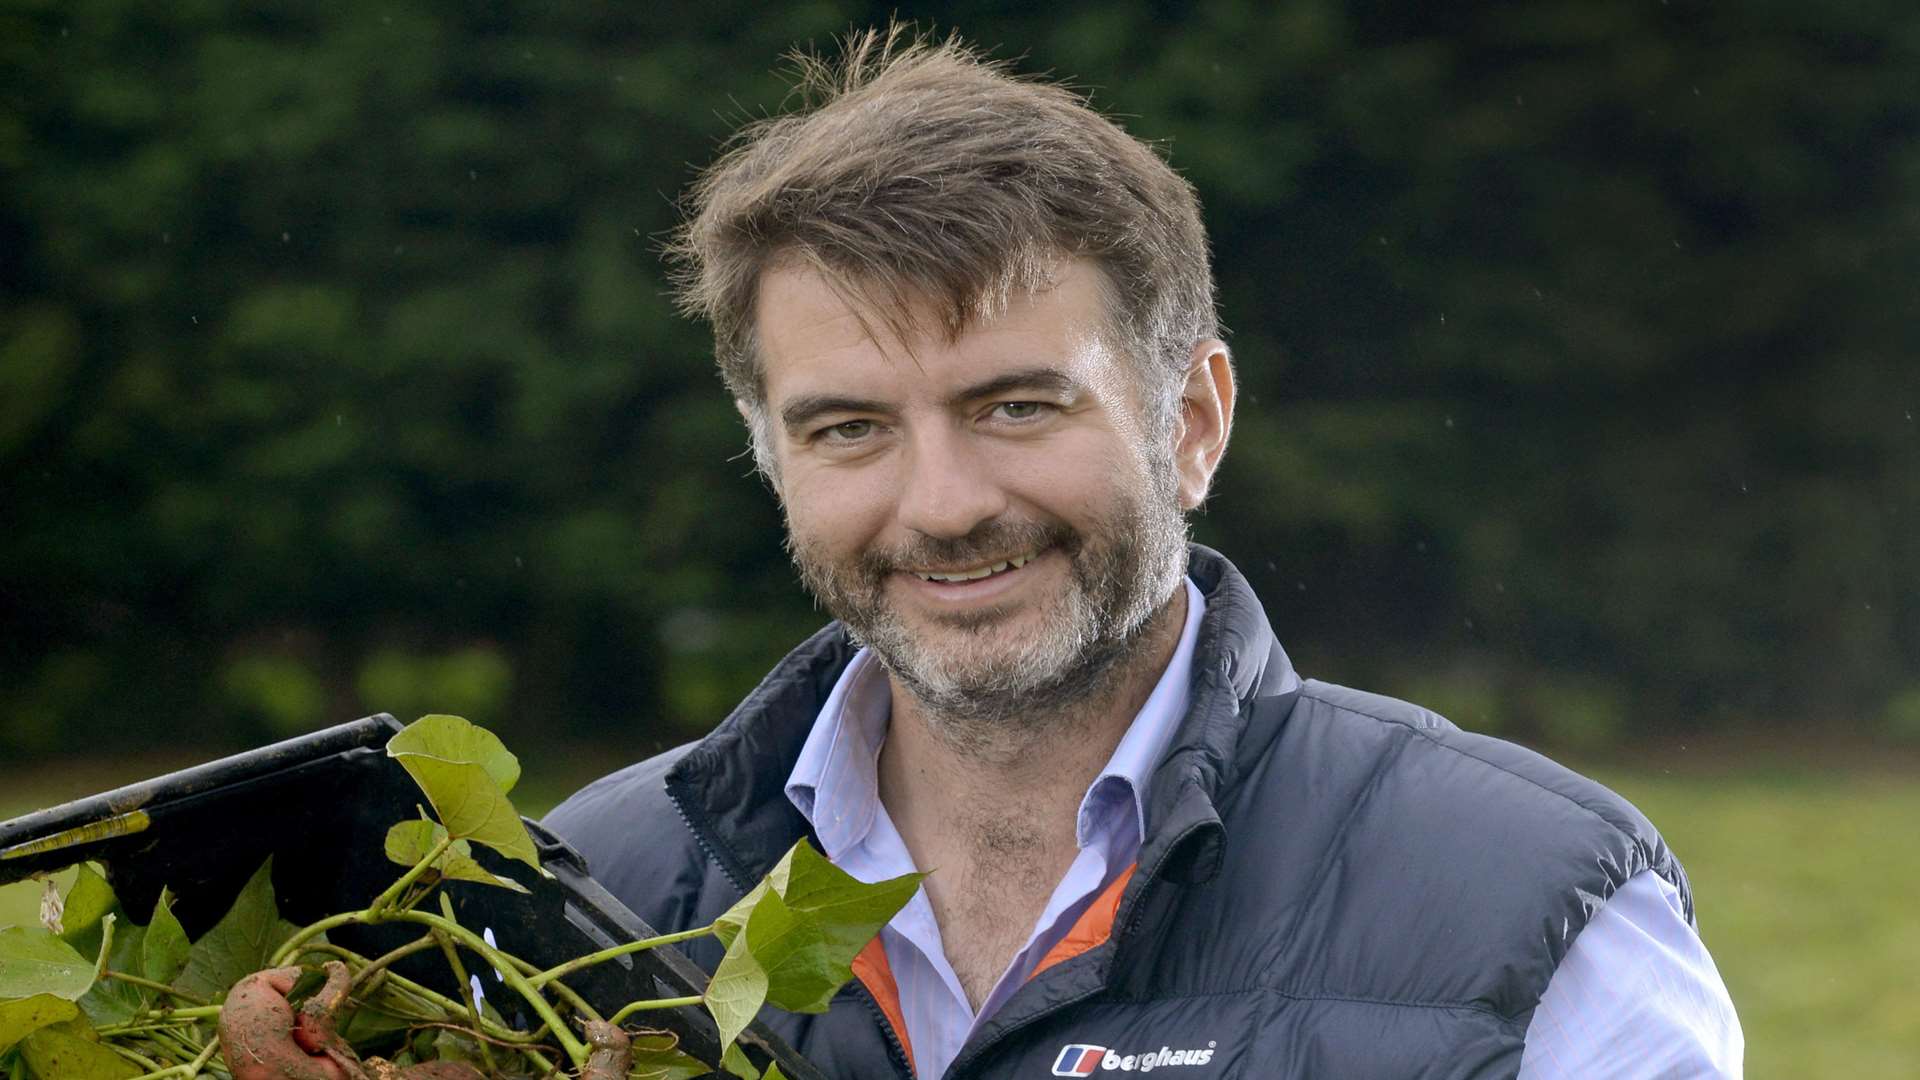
[847,978,917,1079]
[670,781,912,1078]
[667,779,749,894]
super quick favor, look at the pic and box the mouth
[909,552,1037,583]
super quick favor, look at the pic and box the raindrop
[161,231,172,243]
[392,245,404,255]
[1463,617,1475,630]
[468,169,478,181]
[1495,581,1505,594]
[515,556,524,568]
[1514,95,1523,106]
[1415,541,1427,553]
[280,231,290,243]
[1532,286,1543,299]
[381,15,392,24]
[1444,415,1455,429]
[335,414,342,426]
[1439,312,1447,325]
[1692,86,1701,96]
[190,315,198,325]
[1296,582,1307,592]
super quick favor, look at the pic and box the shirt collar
[785,576,1208,859]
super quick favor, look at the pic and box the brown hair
[668,26,1218,466]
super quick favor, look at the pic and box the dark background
[3,1,1916,766]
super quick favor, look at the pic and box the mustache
[857,520,1078,579]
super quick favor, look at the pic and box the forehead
[753,260,1124,399]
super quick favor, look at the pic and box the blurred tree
[0,0,1913,756]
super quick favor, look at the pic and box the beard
[787,455,1189,747]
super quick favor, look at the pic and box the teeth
[918,553,1033,583]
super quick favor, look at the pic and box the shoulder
[1221,680,1689,1017]
[1291,680,1678,875]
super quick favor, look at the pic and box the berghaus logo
[1051,1041,1218,1075]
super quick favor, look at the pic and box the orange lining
[1029,861,1138,981]
[853,937,916,1076]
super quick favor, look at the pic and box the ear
[1171,340,1235,510]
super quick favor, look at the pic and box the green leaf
[386,715,541,872]
[627,1032,711,1080]
[763,1064,788,1080]
[704,840,919,1060]
[140,888,190,985]
[382,821,530,894]
[18,1019,138,1079]
[751,842,921,1013]
[703,927,769,1060]
[711,879,767,950]
[387,714,520,793]
[0,928,95,1001]
[0,995,77,1054]
[172,859,299,1002]
[719,1042,759,1080]
[57,868,116,945]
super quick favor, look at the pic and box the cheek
[781,467,894,549]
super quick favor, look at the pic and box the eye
[992,401,1050,422]
[818,419,876,443]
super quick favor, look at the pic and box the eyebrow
[777,366,1081,435]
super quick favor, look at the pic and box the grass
[4,753,1916,1076]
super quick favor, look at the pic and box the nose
[895,423,1008,540]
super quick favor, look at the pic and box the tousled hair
[667,26,1219,472]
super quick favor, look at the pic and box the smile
[912,552,1036,583]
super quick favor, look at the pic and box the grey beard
[790,459,1190,753]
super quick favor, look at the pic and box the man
[547,29,1741,1079]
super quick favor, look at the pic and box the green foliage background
[2,0,1916,757]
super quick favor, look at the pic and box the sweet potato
[219,967,351,1080]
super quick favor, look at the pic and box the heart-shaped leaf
[383,820,530,893]
[0,928,95,1001]
[172,858,300,1002]
[0,994,78,1053]
[386,716,541,872]
[141,887,190,985]
[724,841,920,1014]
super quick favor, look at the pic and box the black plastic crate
[0,714,824,1080]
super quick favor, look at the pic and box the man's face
[753,261,1191,729]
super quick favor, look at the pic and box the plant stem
[433,894,499,1076]
[348,932,439,993]
[608,996,705,1026]
[268,910,366,966]
[104,1041,165,1072]
[295,942,544,1045]
[385,909,589,1063]
[103,969,211,1006]
[365,832,454,916]
[524,923,713,989]
[93,912,116,979]
[124,1034,220,1080]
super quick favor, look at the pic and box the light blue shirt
[786,579,1742,1078]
